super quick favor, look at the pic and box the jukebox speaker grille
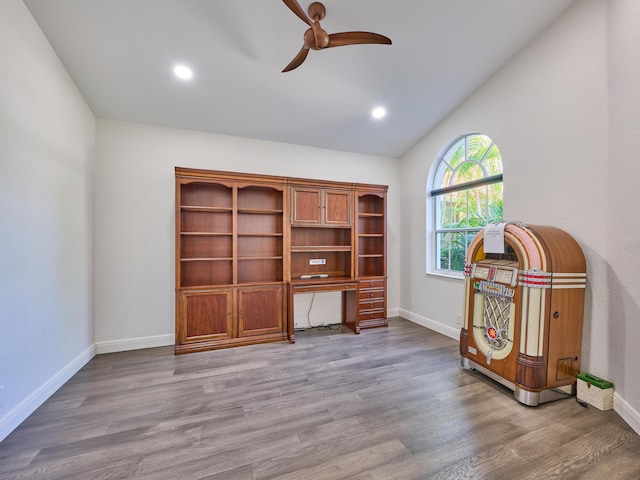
[472,289,515,365]
[483,295,512,353]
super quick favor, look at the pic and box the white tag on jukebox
[484,222,506,254]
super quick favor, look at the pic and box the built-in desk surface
[287,278,358,342]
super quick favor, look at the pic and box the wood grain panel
[238,286,283,336]
[323,189,351,226]
[291,188,322,224]
[181,289,233,340]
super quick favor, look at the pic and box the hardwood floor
[1,317,639,479]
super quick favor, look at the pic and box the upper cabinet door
[323,189,351,226]
[291,187,323,225]
[291,187,352,227]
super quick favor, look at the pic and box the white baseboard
[614,391,640,436]
[399,308,459,340]
[0,344,96,442]
[387,307,400,318]
[95,334,174,354]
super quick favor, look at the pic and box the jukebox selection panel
[472,261,518,287]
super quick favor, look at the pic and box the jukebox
[460,222,586,406]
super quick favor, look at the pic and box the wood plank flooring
[1,317,639,479]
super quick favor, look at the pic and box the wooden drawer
[358,289,384,301]
[293,282,356,294]
[358,309,387,329]
[359,279,385,290]
[358,299,385,312]
[359,310,385,322]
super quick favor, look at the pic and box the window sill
[426,270,464,281]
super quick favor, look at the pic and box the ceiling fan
[282,0,392,72]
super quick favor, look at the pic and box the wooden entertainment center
[175,168,388,354]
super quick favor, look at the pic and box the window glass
[428,134,503,275]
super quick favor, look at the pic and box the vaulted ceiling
[24,0,576,157]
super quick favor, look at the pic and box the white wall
[94,120,400,351]
[606,0,640,430]
[0,0,95,441]
[399,0,640,432]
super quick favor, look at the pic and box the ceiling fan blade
[327,32,392,48]
[282,46,310,72]
[282,0,311,26]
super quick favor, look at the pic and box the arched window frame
[426,133,503,277]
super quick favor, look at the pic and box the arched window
[427,133,503,275]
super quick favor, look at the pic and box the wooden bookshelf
[356,189,388,328]
[175,168,387,353]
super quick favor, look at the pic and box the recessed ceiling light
[174,64,193,80]
[371,107,387,120]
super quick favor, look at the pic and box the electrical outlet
[0,385,5,408]
[456,314,462,326]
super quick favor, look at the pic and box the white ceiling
[24,0,576,158]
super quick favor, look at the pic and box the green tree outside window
[430,134,503,273]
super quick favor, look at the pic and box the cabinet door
[291,187,352,226]
[178,289,234,343]
[324,189,352,226]
[238,285,284,337]
[292,187,322,225]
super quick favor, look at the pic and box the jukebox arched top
[466,222,586,275]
